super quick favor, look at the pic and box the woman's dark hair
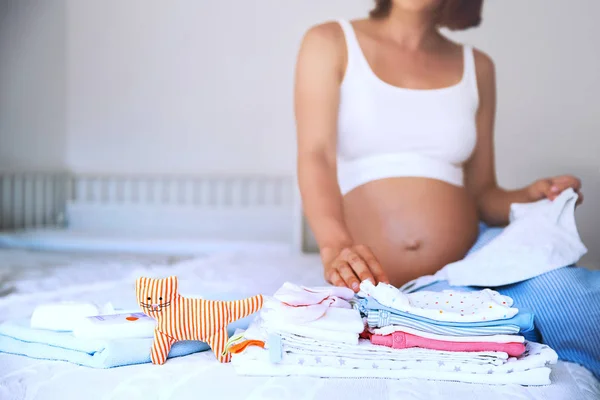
[370,0,483,30]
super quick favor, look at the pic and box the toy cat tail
[136,275,264,364]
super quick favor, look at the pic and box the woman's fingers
[340,248,374,288]
[549,176,582,198]
[530,176,583,202]
[552,175,582,190]
[324,245,387,291]
[534,179,554,200]
[550,181,573,194]
[326,269,345,288]
[548,176,584,205]
[337,262,361,291]
[354,245,389,284]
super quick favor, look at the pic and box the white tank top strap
[462,45,479,103]
[336,19,364,74]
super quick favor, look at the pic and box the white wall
[1,0,598,266]
[0,0,66,171]
[65,0,369,176]
[445,0,600,268]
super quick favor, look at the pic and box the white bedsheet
[1,244,598,400]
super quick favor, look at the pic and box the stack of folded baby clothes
[226,282,365,358]
[230,281,558,386]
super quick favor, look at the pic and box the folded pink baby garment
[370,332,526,357]
[273,282,354,308]
[265,282,356,324]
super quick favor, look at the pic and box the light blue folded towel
[0,316,254,368]
[0,292,257,368]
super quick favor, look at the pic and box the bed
[1,241,599,400]
[1,172,598,399]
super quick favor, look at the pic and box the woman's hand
[321,245,389,292]
[526,175,583,204]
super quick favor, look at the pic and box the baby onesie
[370,331,526,357]
[366,309,523,336]
[359,280,518,323]
[405,188,587,289]
[265,282,355,324]
[373,325,525,343]
[273,282,354,307]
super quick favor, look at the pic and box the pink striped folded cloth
[370,331,526,357]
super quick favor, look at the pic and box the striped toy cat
[136,276,263,364]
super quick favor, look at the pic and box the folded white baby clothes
[260,299,326,325]
[272,325,359,345]
[232,358,553,386]
[266,282,354,324]
[274,282,354,307]
[372,325,524,344]
[359,280,518,323]
[439,188,587,287]
[241,315,508,365]
[288,307,364,333]
[232,331,557,386]
[230,285,558,387]
[261,306,365,345]
[239,340,553,375]
[30,301,116,332]
[278,333,509,365]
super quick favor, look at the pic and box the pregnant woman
[295,0,599,377]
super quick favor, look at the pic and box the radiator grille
[68,175,294,208]
[0,172,68,231]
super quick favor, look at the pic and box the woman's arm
[465,50,583,227]
[295,23,388,289]
[295,23,351,249]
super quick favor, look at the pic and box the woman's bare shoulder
[300,21,346,53]
[472,47,495,81]
[296,21,349,78]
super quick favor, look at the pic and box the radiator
[66,174,300,243]
[0,172,68,231]
[0,172,304,247]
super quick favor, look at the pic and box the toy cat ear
[165,276,178,293]
[135,277,148,298]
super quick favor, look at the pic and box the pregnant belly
[343,177,479,287]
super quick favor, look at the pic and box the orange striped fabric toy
[136,276,263,364]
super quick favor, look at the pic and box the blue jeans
[419,224,600,379]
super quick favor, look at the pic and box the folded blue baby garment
[366,309,521,336]
[356,297,534,333]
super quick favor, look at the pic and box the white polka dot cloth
[359,281,518,323]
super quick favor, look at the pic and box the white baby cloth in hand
[439,188,587,287]
[360,280,518,322]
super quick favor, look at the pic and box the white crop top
[336,20,479,195]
